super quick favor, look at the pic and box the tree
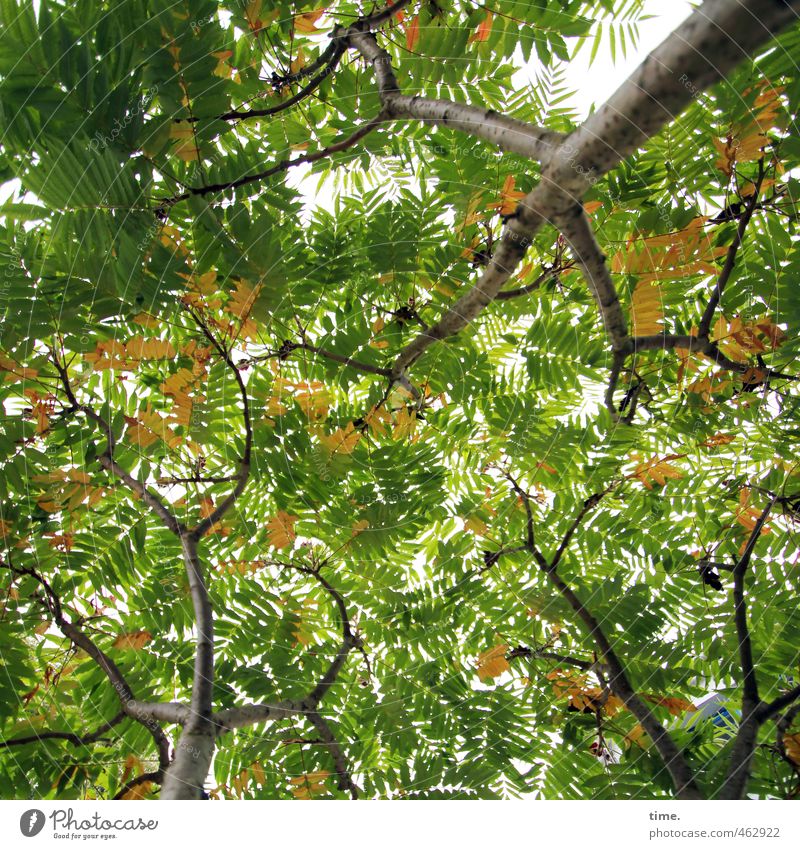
[1,0,800,801]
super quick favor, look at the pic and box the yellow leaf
[625,723,647,748]
[476,644,509,682]
[113,630,152,651]
[463,515,488,536]
[133,312,159,329]
[364,405,391,437]
[290,770,329,798]
[169,122,194,140]
[173,139,201,162]
[391,407,417,441]
[736,488,771,536]
[631,454,684,490]
[44,532,73,551]
[223,280,262,340]
[212,50,234,78]
[251,761,266,786]
[630,280,663,335]
[700,433,736,448]
[643,694,697,716]
[267,511,297,549]
[290,48,306,75]
[351,519,369,538]
[121,781,153,800]
[319,422,361,455]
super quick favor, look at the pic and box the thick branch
[631,334,798,381]
[178,535,214,726]
[539,0,800,205]
[212,700,304,735]
[348,31,563,162]
[306,710,359,799]
[382,0,800,388]
[554,206,628,350]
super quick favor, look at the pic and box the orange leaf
[113,630,152,651]
[784,733,800,766]
[294,8,325,35]
[266,511,298,549]
[469,12,493,43]
[630,454,684,490]
[487,175,525,217]
[405,15,420,51]
[476,644,509,682]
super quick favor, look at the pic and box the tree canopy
[1,0,800,801]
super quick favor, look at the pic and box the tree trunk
[159,727,216,800]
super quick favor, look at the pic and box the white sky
[560,0,694,119]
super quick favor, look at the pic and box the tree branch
[734,497,775,711]
[189,313,252,539]
[554,206,628,350]
[286,339,392,377]
[697,159,766,340]
[631,334,798,381]
[52,355,184,535]
[158,113,385,209]
[540,560,702,798]
[113,771,161,800]
[0,711,126,749]
[719,496,778,799]
[550,488,614,571]
[305,710,359,799]
[506,646,595,672]
[13,565,172,773]
[494,263,573,300]
[517,489,703,798]
[348,31,563,162]
[759,685,800,723]
[212,701,304,735]
[381,0,800,390]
